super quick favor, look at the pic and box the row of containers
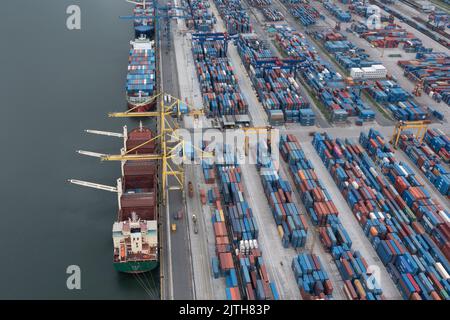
[256,141,309,248]
[397,131,450,197]
[317,30,388,79]
[205,144,279,300]
[236,33,316,125]
[292,253,334,299]
[248,0,272,7]
[424,129,450,164]
[323,1,352,22]
[314,30,431,121]
[398,52,450,106]
[213,0,252,34]
[282,0,325,27]
[261,7,284,22]
[192,34,249,117]
[185,0,217,32]
[312,130,450,299]
[356,23,418,49]
[275,26,376,122]
[350,20,432,54]
[279,134,384,299]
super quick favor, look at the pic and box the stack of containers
[213,0,252,34]
[424,129,450,163]
[276,27,377,122]
[185,0,216,31]
[280,134,384,299]
[360,129,450,256]
[367,80,410,103]
[292,253,333,299]
[397,131,450,197]
[365,80,429,121]
[335,49,381,70]
[280,135,339,226]
[398,52,450,106]
[257,142,308,248]
[351,3,392,22]
[261,7,284,21]
[290,3,323,26]
[209,144,279,300]
[323,1,352,22]
[248,0,272,6]
[313,132,450,300]
[360,24,415,48]
[192,36,249,117]
[236,33,312,124]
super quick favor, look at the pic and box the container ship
[133,1,155,39]
[126,0,157,112]
[126,36,157,112]
[113,124,159,273]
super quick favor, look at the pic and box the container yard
[14,0,447,304]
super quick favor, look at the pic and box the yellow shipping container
[277,225,284,238]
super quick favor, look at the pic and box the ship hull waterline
[114,260,158,274]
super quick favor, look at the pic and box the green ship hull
[114,260,158,273]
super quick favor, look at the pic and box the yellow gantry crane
[74,93,212,205]
[390,120,431,149]
[71,92,277,203]
[242,126,275,156]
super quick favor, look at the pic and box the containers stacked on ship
[208,144,279,300]
[397,131,450,197]
[257,141,308,248]
[280,134,384,299]
[398,52,450,106]
[424,129,450,163]
[213,0,252,35]
[192,35,249,117]
[292,253,333,299]
[236,33,312,124]
[126,36,157,112]
[312,131,450,299]
[185,0,217,31]
[113,125,159,273]
[133,1,155,39]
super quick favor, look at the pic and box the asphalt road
[158,0,195,300]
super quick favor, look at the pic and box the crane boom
[68,179,118,192]
[77,150,108,158]
[85,130,124,138]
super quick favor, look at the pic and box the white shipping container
[350,67,364,79]
[435,262,450,280]
[438,210,450,223]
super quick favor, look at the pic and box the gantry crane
[70,94,211,205]
[390,120,431,149]
[242,126,276,156]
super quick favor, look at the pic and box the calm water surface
[0,0,158,299]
